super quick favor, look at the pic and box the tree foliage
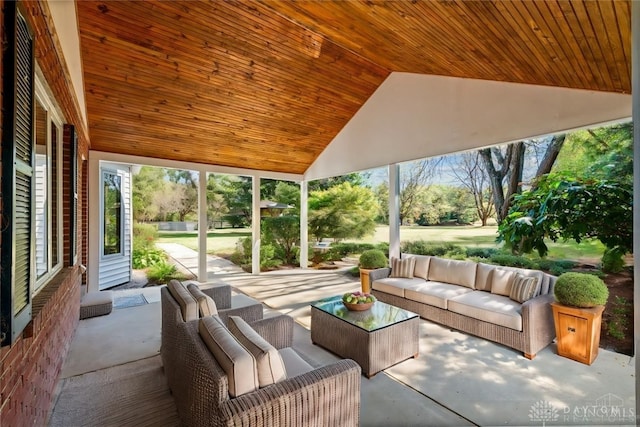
[308,182,378,241]
[262,215,300,265]
[498,174,632,259]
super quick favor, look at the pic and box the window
[34,81,64,290]
[103,171,123,256]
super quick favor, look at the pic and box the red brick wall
[0,1,87,425]
[0,269,80,427]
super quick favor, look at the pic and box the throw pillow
[390,257,416,279]
[490,269,516,297]
[509,274,540,303]
[166,279,198,321]
[187,283,218,317]
[199,316,259,397]
[228,316,287,387]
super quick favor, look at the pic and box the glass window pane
[35,100,48,279]
[103,172,122,256]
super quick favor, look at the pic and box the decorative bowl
[343,301,374,311]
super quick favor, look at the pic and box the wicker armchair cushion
[490,269,516,297]
[199,316,259,397]
[187,283,218,317]
[167,280,198,321]
[278,347,314,378]
[228,316,286,387]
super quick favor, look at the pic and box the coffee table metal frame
[310,295,419,378]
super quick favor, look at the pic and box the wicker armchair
[162,292,361,426]
[161,283,264,395]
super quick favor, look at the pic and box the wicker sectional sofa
[370,255,557,359]
[161,280,361,427]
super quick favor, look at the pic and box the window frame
[33,75,64,293]
[101,168,125,259]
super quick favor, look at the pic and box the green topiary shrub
[359,249,388,269]
[554,272,609,308]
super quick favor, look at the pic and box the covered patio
[0,1,638,426]
[50,270,635,426]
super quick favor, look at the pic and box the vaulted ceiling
[77,0,632,175]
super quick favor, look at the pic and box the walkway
[156,242,244,279]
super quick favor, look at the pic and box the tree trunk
[535,134,566,178]
[501,141,525,221]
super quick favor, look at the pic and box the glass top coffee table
[310,295,419,378]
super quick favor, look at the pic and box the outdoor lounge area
[1,1,639,426]
[49,271,635,426]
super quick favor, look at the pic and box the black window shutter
[1,4,35,346]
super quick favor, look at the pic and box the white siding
[99,164,131,289]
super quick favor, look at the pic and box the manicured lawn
[157,228,250,254]
[157,224,605,263]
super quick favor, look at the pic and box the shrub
[133,222,158,250]
[536,259,577,276]
[147,261,184,284]
[132,247,166,269]
[488,253,536,269]
[465,247,498,259]
[554,272,609,308]
[359,249,388,269]
[400,240,461,257]
[601,246,625,273]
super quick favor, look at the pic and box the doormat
[113,294,148,309]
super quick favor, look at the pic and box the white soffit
[304,72,632,181]
[47,0,88,126]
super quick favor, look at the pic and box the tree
[132,166,165,222]
[480,135,565,223]
[308,172,365,192]
[450,152,495,225]
[308,182,378,241]
[498,174,632,268]
[166,169,198,221]
[262,216,300,265]
[399,159,441,225]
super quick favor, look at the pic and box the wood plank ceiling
[76,0,631,175]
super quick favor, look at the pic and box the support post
[252,175,261,275]
[300,180,308,268]
[388,164,400,261]
[631,0,639,420]
[198,170,207,282]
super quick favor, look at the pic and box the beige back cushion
[228,316,286,387]
[199,316,259,398]
[427,258,477,289]
[167,280,198,322]
[475,263,495,292]
[390,257,416,279]
[187,283,218,317]
[407,255,431,280]
[490,269,516,297]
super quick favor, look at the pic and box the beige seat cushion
[228,316,286,387]
[404,281,474,309]
[390,257,416,278]
[448,292,522,331]
[427,258,478,289]
[490,269,516,297]
[278,347,314,378]
[167,280,198,322]
[372,277,428,297]
[187,283,218,317]
[199,316,259,398]
[404,254,431,280]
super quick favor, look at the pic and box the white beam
[251,175,261,275]
[388,164,400,261]
[300,180,308,268]
[87,153,100,293]
[198,170,207,281]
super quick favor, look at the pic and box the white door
[98,163,132,289]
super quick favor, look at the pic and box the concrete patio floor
[54,270,636,426]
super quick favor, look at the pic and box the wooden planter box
[551,302,604,365]
[359,269,373,293]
